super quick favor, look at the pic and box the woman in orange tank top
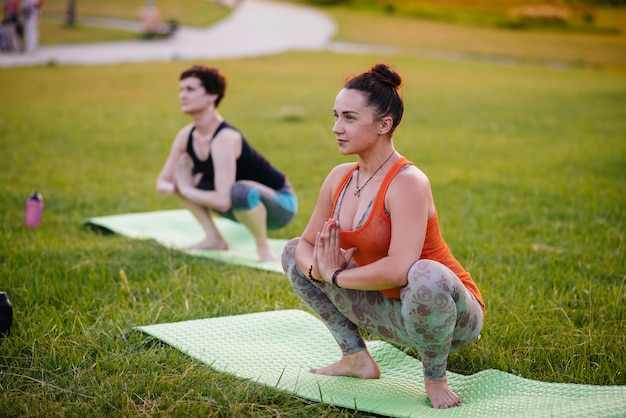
[281,63,484,409]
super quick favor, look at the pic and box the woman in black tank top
[156,65,297,262]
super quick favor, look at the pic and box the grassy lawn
[38,19,144,45]
[31,0,626,70]
[39,0,231,45]
[42,0,231,25]
[2,0,626,414]
[326,6,626,70]
[1,50,625,415]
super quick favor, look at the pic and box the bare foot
[311,350,380,379]
[424,376,462,409]
[257,242,279,262]
[184,238,228,251]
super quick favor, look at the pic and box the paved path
[0,0,337,67]
[2,1,595,71]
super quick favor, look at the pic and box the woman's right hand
[315,218,356,282]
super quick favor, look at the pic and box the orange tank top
[333,157,485,309]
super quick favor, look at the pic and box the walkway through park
[0,0,342,67]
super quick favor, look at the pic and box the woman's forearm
[178,185,231,213]
[295,238,317,279]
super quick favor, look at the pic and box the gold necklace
[354,150,396,197]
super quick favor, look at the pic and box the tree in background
[66,0,75,26]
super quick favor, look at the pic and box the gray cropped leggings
[281,238,484,380]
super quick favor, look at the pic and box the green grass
[36,0,626,71]
[324,5,626,70]
[38,19,144,45]
[43,0,231,25]
[39,0,231,45]
[1,31,625,418]
[300,0,622,33]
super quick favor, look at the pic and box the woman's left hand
[315,218,356,282]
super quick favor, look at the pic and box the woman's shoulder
[213,125,243,152]
[219,120,241,132]
[213,120,242,140]
[327,162,356,181]
[171,123,195,149]
[175,123,195,140]
[388,162,431,197]
[395,161,429,183]
[319,162,356,192]
[387,162,434,212]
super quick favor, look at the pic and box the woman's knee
[281,237,312,292]
[408,259,450,286]
[405,260,456,312]
[281,237,300,273]
[231,182,261,211]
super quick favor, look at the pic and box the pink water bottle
[24,191,44,228]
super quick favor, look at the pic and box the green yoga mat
[136,309,626,417]
[84,210,285,274]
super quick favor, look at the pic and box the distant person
[138,0,160,36]
[138,0,176,38]
[1,0,22,51]
[3,0,20,27]
[156,64,298,262]
[21,0,40,53]
[281,63,485,409]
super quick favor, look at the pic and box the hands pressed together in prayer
[175,153,202,194]
[311,218,356,284]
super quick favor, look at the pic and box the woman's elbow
[390,274,408,288]
[213,195,232,213]
[156,180,175,194]
[389,263,412,287]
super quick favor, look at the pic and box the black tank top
[186,121,286,191]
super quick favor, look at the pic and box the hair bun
[371,63,402,88]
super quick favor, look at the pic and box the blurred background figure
[1,0,22,52]
[138,0,160,35]
[138,0,177,38]
[21,0,40,53]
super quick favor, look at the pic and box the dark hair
[180,65,227,107]
[344,63,404,133]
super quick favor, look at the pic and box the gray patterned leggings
[281,238,484,380]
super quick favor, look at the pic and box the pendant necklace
[354,150,396,197]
